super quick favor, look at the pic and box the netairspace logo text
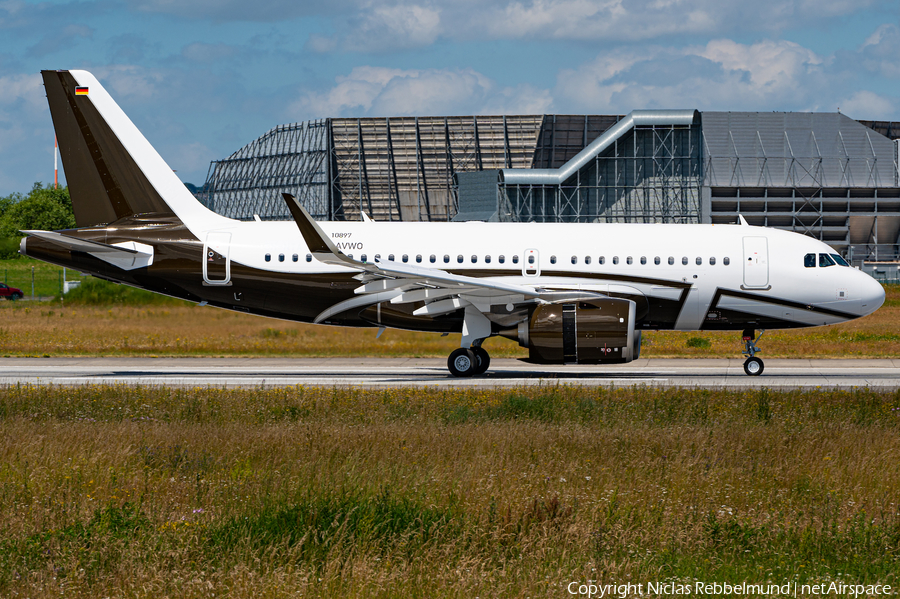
[566,581,893,598]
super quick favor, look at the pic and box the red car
[0,283,24,300]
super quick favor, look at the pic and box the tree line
[0,183,75,259]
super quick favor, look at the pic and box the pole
[54,136,58,189]
[31,266,35,299]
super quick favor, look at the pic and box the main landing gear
[742,328,765,376]
[447,344,490,377]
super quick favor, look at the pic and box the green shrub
[686,336,711,348]
[59,276,187,306]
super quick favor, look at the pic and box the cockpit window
[831,254,849,267]
[819,253,836,267]
[804,253,816,268]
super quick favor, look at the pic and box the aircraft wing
[281,194,545,326]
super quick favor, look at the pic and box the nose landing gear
[742,328,765,376]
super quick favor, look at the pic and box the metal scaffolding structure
[702,112,900,258]
[202,120,331,220]
[499,112,702,223]
[329,116,542,222]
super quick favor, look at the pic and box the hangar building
[198,111,900,262]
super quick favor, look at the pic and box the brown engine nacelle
[501,297,641,364]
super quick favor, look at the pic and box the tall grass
[0,385,898,597]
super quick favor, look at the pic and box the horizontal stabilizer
[22,230,154,270]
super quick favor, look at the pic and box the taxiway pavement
[0,357,898,388]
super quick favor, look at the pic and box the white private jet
[21,70,885,376]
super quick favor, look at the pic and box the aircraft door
[742,236,769,288]
[203,231,232,286]
[523,249,540,277]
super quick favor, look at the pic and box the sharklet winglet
[281,193,364,269]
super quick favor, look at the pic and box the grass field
[0,283,897,358]
[0,385,897,597]
[0,257,88,299]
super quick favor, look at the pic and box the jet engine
[500,297,641,364]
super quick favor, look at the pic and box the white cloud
[0,72,54,193]
[289,66,551,119]
[858,23,900,79]
[90,65,167,103]
[0,72,42,108]
[838,91,895,119]
[26,23,93,58]
[344,4,442,52]
[301,0,895,52]
[556,39,830,113]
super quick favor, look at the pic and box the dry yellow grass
[0,385,898,597]
[0,285,898,358]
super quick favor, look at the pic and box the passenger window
[640,256,646,265]
[709,257,716,265]
[599,256,605,265]
[512,255,519,264]
[306,254,312,262]
[443,255,450,263]
[471,255,478,263]
[585,256,591,265]
[696,257,702,266]
[668,257,674,265]
[429,255,436,263]
[402,254,409,263]
[612,256,619,265]
[457,255,464,263]
[654,256,660,265]
[278,254,284,262]
[388,254,395,261]
[498,255,505,264]
[804,253,816,268]
[375,254,381,261]
[416,254,422,263]
[831,254,849,266]
[819,253,836,267]
[265,253,271,262]
[571,256,577,265]
[361,254,367,262]
[626,256,633,265]
[682,257,688,265]
[485,255,491,264]
[723,257,730,266]
[550,255,557,264]
[528,255,534,264]
[292,254,298,262]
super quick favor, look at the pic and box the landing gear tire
[743,357,764,376]
[448,348,477,377]
[471,347,490,375]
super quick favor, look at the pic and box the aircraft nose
[856,270,885,316]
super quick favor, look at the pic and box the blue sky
[0,0,898,195]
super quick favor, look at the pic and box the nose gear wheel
[741,329,765,376]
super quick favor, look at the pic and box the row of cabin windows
[550,255,730,266]
[264,252,731,266]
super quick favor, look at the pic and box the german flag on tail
[75,86,89,95]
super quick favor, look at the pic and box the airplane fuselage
[23,216,883,335]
